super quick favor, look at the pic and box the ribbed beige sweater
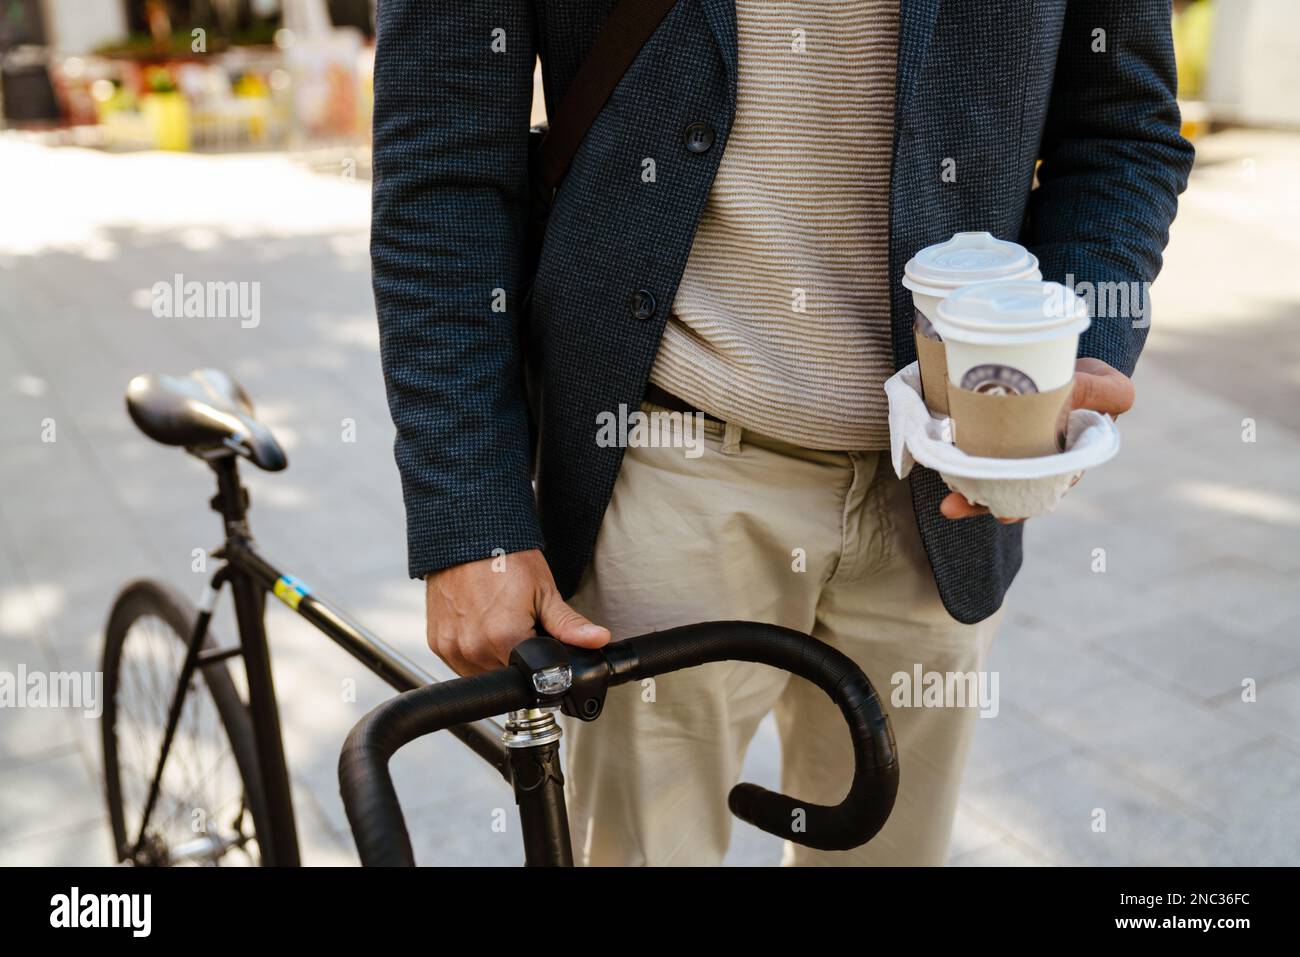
[652,0,899,450]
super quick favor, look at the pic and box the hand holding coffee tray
[885,361,1120,519]
[890,234,1121,519]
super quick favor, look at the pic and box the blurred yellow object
[142,91,192,151]
[232,74,272,141]
[1173,0,1214,100]
[92,83,135,120]
[360,61,374,143]
[233,73,269,99]
[1180,111,1211,142]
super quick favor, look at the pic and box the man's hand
[425,549,610,676]
[940,357,1135,522]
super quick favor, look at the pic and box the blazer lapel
[890,0,943,366]
[894,0,942,117]
[695,0,738,94]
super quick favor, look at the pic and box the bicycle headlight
[531,664,572,696]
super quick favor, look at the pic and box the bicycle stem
[502,709,572,866]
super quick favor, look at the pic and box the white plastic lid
[933,280,1092,345]
[902,232,1040,298]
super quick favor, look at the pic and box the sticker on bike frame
[273,575,311,611]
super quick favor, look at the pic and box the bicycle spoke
[112,611,257,865]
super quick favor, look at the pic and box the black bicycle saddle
[125,369,287,471]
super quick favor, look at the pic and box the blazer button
[683,121,715,154]
[630,289,657,320]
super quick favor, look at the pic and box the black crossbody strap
[537,0,681,190]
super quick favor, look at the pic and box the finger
[940,491,988,519]
[1072,368,1135,416]
[433,637,477,678]
[537,589,611,648]
[465,639,509,676]
[484,622,541,669]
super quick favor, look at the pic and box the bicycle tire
[101,578,273,866]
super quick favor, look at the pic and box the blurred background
[0,0,1297,866]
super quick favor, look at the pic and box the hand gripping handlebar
[338,621,899,865]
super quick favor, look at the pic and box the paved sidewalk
[0,128,1296,866]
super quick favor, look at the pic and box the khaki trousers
[561,404,1000,866]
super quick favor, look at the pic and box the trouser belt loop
[720,420,743,456]
[643,381,742,453]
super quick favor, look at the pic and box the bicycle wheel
[102,579,272,865]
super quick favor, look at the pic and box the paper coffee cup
[934,280,1091,458]
[902,232,1040,415]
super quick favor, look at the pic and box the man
[371,0,1192,865]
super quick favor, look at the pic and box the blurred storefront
[1174,0,1300,136]
[1193,0,1300,129]
[0,0,374,150]
[8,0,1297,155]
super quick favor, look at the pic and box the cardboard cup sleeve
[946,378,1074,459]
[913,327,949,416]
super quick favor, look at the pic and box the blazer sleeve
[371,0,543,579]
[1021,0,1195,376]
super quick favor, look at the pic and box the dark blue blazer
[371,0,1193,623]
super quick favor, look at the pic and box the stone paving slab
[963,750,1226,867]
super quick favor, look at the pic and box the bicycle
[103,368,900,866]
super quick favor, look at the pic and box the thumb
[537,588,611,648]
[1071,366,1135,416]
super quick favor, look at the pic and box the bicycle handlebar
[338,621,898,865]
[338,667,532,867]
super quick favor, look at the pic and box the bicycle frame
[134,453,558,866]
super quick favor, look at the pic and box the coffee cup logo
[959,364,1039,396]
